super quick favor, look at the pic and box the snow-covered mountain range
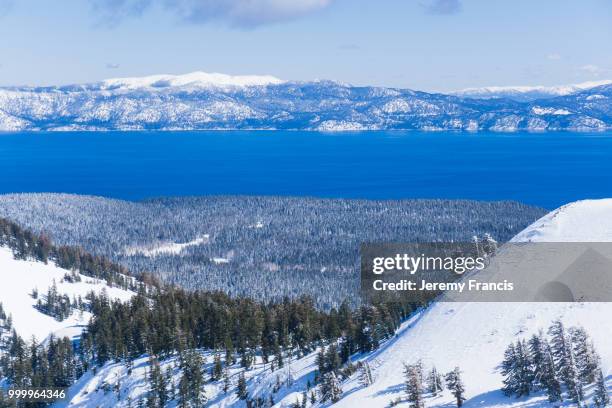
[1,72,611,132]
[452,80,612,102]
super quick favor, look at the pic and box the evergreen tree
[222,364,231,394]
[359,361,373,387]
[445,367,466,407]
[212,352,223,381]
[320,372,342,403]
[541,339,563,403]
[570,326,599,384]
[593,369,610,407]
[564,344,584,405]
[237,371,248,400]
[427,366,444,396]
[324,343,341,374]
[501,340,532,397]
[403,362,425,408]
[316,347,326,376]
[527,333,546,390]
[178,349,206,408]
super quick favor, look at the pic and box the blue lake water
[1,131,612,209]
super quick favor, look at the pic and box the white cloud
[546,53,561,61]
[90,0,332,28]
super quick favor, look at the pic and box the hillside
[1,72,611,131]
[41,199,611,407]
[0,194,545,309]
[0,246,133,343]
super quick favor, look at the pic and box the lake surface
[1,131,611,209]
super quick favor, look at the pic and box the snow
[124,235,209,257]
[455,79,612,99]
[332,199,612,407]
[0,246,134,342]
[531,106,572,116]
[101,72,285,91]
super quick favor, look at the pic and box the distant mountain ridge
[1,72,611,131]
[452,79,612,101]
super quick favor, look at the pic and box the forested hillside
[0,194,545,308]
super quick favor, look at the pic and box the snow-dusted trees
[501,321,605,405]
[445,367,466,407]
[319,372,343,403]
[178,348,206,407]
[570,326,600,384]
[236,371,248,400]
[358,361,373,387]
[426,366,444,396]
[403,361,425,408]
[0,195,544,308]
[501,340,532,397]
[147,355,169,408]
[594,369,611,407]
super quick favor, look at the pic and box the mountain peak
[100,71,286,90]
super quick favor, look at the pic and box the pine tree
[501,342,518,396]
[222,365,231,394]
[324,343,341,374]
[427,366,444,396]
[237,371,248,400]
[570,326,599,384]
[212,352,223,381]
[359,361,373,387]
[527,333,545,390]
[593,369,610,407]
[541,339,562,403]
[320,372,342,403]
[316,346,326,376]
[445,367,466,408]
[500,340,533,397]
[564,344,584,405]
[404,362,425,408]
[178,349,206,408]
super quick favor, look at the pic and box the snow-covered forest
[0,194,544,309]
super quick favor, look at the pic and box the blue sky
[0,0,611,91]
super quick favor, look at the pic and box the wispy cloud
[89,0,333,28]
[546,53,561,61]
[106,63,121,69]
[421,0,462,15]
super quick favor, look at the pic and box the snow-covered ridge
[1,73,611,131]
[454,79,612,100]
[100,71,285,90]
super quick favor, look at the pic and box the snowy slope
[333,199,612,407]
[0,246,133,342]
